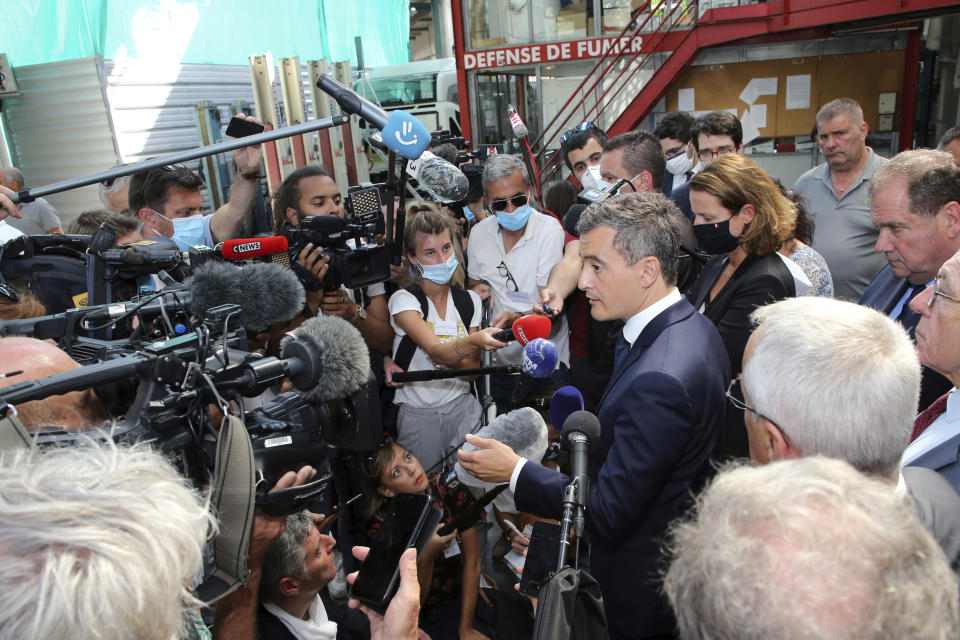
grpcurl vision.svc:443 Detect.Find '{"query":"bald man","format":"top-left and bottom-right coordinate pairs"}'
top-left (0, 337), bottom-right (107, 429)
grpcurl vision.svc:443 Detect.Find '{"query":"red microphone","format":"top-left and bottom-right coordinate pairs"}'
top-left (492, 314), bottom-right (552, 345)
top-left (218, 236), bottom-right (289, 260)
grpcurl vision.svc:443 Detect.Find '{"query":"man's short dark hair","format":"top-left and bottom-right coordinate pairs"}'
top-left (691, 111), bottom-right (743, 152)
top-left (128, 164), bottom-right (204, 214)
top-left (938, 126), bottom-right (960, 151)
top-left (272, 165), bottom-right (334, 232)
top-left (655, 112), bottom-right (694, 144)
top-left (65, 209), bottom-right (140, 237)
top-left (430, 142), bottom-right (459, 166)
top-left (603, 131), bottom-right (667, 190)
top-left (560, 126), bottom-right (608, 172)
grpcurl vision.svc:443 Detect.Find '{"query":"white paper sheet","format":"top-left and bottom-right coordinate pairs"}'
top-left (739, 77), bottom-right (778, 105)
top-left (786, 74), bottom-right (811, 110)
top-left (751, 103), bottom-right (767, 128)
top-left (678, 87), bottom-right (695, 112)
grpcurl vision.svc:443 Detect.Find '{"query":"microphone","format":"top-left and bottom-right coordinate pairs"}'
top-left (315, 73), bottom-right (430, 160)
top-left (561, 410), bottom-right (601, 539)
top-left (549, 386), bottom-right (584, 432)
top-left (76, 261), bottom-right (305, 333)
top-left (520, 338), bottom-right (559, 378)
top-left (218, 236), bottom-right (289, 260)
top-left (437, 484), bottom-right (508, 536)
top-left (456, 406), bottom-right (550, 494)
top-left (389, 365), bottom-right (522, 384)
top-left (404, 150), bottom-right (470, 203)
top-left (507, 104), bottom-right (529, 140)
top-left (563, 204), bottom-right (587, 238)
top-left (491, 314), bottom-right (552, 345)
top-left (280, 315), bottom-right (370, 403)
top-left (187, 261), bottom-right (306, 332)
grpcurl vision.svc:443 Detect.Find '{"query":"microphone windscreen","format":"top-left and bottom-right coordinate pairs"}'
top-left (521, 338), bottom-right (558, 378)
top-left (561, 410), bottom-right (601, 443)
top-left (282, 315), bottom-right (370, 403)
top-left (563, 204), bottom-right (587, 238)
top-left (382, 110), bottom-right (431, 160)
top-left (187, 261), bottom-right (305, 331)
top-left (549, 386), bottom-right (584, 431)
top-left (512, 314), bottom-right (552, 345)
top-left (220, 236), bottom-right (288, 259)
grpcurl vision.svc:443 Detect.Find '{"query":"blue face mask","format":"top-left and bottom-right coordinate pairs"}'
top-left (462, 205), bottom-right (475, 222)
top-left (151, 210), bottom-right (207, 251)
top-left (419, 254), bottom-right (459, 285)
top-left (496, 204), bottom-right (533, 232)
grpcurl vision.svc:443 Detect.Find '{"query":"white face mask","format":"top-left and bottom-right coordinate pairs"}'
top-left (580, 164), bottom-right (603, 189)
top-left (666, 144), bottom-right (696, 176)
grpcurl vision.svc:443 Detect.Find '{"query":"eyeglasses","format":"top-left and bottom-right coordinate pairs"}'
top-left (726, 377), bottom-right (790, 447)
top-left (497, 260), bottom-right (519, 292)
top-left (928, 273), bottom-right (960, 308)
top-left (490, 194), bottom-right (528, 212)
top-left (698, 145), bottom-right (736, 162)
top-left (560, 121), bottom-right (598, 146)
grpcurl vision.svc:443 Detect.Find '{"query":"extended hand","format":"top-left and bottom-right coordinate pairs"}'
top-left (349, 546), bottom-right (422, 640)
top-left (231, 114), bottom-right (265, 174)
top-left (0, 186), bottom-right (21, 222)
top-left (457, 433), bottom-right (521, 484)
top-left (470, 327), bottom-right (508, 351)
top-left (248, 465), bottom-right (316, 568)
top-left (534, 287), bottom-right (563, 316)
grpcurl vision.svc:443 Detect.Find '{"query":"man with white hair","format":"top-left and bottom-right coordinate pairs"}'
top-left (664, 456), bottom-right (960, 639)
top-left (738, 296), bottom-right (960, 569)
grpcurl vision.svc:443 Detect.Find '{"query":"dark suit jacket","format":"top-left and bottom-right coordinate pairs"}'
top-left (906, 429), bottom-right (960, 503)
top-left (515, 297), bottom-right (730, 638)
top-left (661, 171), bottom-right (693, 199)
top-left (684, 252), bottom-right (795, 458)
top-left (859, 265), bottom-right (953, 410)
top-left (669, 182), bottom-right (694, 223)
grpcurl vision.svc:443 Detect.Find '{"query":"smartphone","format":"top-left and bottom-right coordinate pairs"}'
top-left (225, 115), bottom-right (265, 139)
top-left (518, 520), bottom-right (562, 598)
top-left (350, 492), bottom-right (441, 611)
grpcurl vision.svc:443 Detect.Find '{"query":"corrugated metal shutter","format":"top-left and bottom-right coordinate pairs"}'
top-left (1, 56), bottom-right (118, 223)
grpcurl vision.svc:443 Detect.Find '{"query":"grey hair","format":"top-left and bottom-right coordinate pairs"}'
top-left (1, 167), bottom-right (24, 189)
top-left (259, 510), bottom-right (314, 604)
top-left (745, 297), bottom-right (919, 477)
top-left (816, 97), bottom-right (864, 126)
top-left (481, 154), bottom-right (530, 190)
top-left (664, 456), bottom-right (960, 640)
top-left (0, 438), bottom-right (215, 640)
top-left (577, 192), bottom-right (681, 286)
top-left (868, 149), bottom-right (960, 219)
top-left (938, 126), bottom-right (960, 151)
top-left (99, 174), bottom-right (131, 209)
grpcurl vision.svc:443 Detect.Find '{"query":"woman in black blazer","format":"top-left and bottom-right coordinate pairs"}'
top-left (684, 154), bottom-right (798, 457)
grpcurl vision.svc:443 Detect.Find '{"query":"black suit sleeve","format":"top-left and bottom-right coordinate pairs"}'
top-left (715, 271), bottom-right (790, 375)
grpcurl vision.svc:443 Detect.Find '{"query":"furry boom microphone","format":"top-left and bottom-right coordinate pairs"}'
top-left (280, 315), bottom-right (370, 403)
top-left (186, 261), bottom-right (305, 332)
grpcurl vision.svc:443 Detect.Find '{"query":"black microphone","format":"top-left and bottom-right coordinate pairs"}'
top-left (563, 204), bottom-right (587, 238)
top-left (561, 410), bottom-right (601, 529)
top-left (437, 484), bottom-right (508, 536)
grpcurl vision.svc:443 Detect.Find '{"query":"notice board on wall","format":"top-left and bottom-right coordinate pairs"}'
top-left (665, 50), bottom-right (906, 139)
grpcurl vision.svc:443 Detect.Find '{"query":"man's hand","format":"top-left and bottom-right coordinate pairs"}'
top-left (490, 311), bottom-right (521, 330)
top-left (509, 530), bottom-right (530, 555)
top-left (231, 114), bottom-right (264, 175)
top-left (390, 259), bottom-right (415, 289)
top-left (348, 546), bottom-right (424, 640)
top-left (0, 186), bottom-right (22, 222)
top-left (248, 465), bottom-right (316, 568)
top-left (533, 287), bottom-right (563, 317)
top-left (457, 434), bottom-right (521, 484)
top-left (297, 243), bottom-right (331, 281)
top-left (320, 288), bottom-right (358, 321)
top-left (469, 282), bottom-right (492, 301)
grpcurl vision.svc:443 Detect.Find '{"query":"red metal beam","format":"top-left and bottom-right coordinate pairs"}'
top-left (900, 27), bottom-right (922, 151)
top-left (451, 0), bottom-right (472, 143)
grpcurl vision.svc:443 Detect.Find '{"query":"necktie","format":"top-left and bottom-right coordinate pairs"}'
top-left (911, 392), bottom-right (951, 441)
top-left (897, 283), bottom-right (927, 325)
top-left (614, 334), bottom-right (631, 371)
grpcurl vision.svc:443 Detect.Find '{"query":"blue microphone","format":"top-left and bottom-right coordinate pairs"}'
top-left (316, 73), bottom-right (430, 160)
top-left (521, 338), bottom-right (559, 378)
top-left (550, 386), bottom-right (584, 431)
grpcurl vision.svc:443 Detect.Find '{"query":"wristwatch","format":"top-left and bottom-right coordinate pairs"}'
top-left (353, 304), bottom-right (367, 325)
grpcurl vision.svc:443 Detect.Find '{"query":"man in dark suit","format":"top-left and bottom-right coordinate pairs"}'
top-left (859, 149), bottom-right (960, 409)
top-left (459, 193), bottom-right (730, 639)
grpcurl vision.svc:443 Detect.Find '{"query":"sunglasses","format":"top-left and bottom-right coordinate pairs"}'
top-left (489, 194), bottom-right (528, 212)
top-left (560, 121), bottom-right (598, 146)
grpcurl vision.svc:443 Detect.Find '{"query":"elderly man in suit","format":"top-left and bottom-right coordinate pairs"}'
top-left (902, 248), bottom-right (960, 494)
top-left (859, 149), bottom-right (959, 409)
top-left (739, 296), bottom-right (960, 572)
top-left (458, 193), bottom-right (730, 639)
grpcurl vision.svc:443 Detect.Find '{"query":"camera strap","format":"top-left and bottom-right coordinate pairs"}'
top-left (394, 284), bottom-right (475, 371)
top-left (196, 413), bottom-right (256, 603)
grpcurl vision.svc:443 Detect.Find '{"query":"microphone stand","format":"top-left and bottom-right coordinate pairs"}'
top-left (556, 432), bottom-right (589, 571)
top-left (8, 115), bottom-right (351, 205)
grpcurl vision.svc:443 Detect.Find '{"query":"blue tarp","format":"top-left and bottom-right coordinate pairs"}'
top-left (1, 0), bottom-right (410, 67)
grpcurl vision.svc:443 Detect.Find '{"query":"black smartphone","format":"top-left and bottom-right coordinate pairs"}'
top-left (518, 520), bottom-right (562, 598)
top-left (225, 115), bottom-right (265, 138)
top-left (350, 492), bottom-right (440, 611)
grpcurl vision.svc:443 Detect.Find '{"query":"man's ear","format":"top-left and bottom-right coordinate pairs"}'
top-left (285, 207), bottom-right (301, 227)
top-left (636, 171), bottom-right (653, 193)
top-left (637, 255), bottom-right (662, 288)
top-left (277, 576), bottom-right (302, 597)
top-left (938, 200), bottom-right (960, 239)
top-left (137, 207), bottom-right (152, 224)
top-left (762, 419), bottom-right (795, 462)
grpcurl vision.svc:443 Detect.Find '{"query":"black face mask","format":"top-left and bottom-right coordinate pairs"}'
top-left (694, 219), bottom-right (741, 255)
